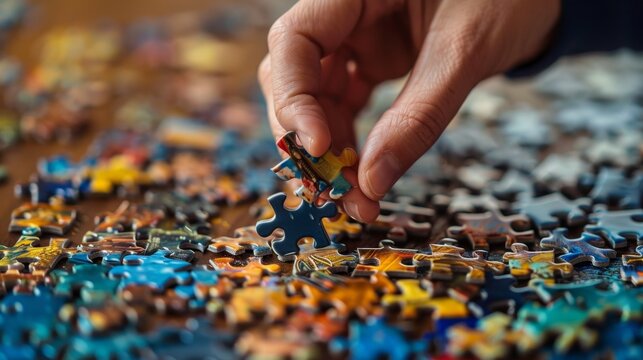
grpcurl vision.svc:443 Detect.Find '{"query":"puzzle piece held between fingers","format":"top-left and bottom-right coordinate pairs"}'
top-left (256, 192), bottom-right (337, 259)
top-left (540, 228), bottom-right (616, 267)
top-left (271, 131), bottom-right (357, 202)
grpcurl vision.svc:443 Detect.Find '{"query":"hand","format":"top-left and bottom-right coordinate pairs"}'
top-left (258, 0), bottom-right (560, 222)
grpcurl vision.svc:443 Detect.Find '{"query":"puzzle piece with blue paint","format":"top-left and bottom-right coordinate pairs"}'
top-left (582, 168), bottom-right (642, 209)
top-left (256, 192), bottom-right (337, 259)
top-left (541, 228), bottom-right (616, 267)
top-left (498, 106), bottom-right (552, 148)
top-left (149, 320), bottom-right (237, 360)
top-left (60, 329), bottom-right (150, 360)
top-left (467, 273), bottom-right (537, 317)
top-left (622, 245), bottom-right (643, 286)
top-left (143, 227), bottom-right (212, 262)
top-left (513, 192), bottom-right (591, 231)
top-left (0, 286), bottom-right (66, 346)
top-left (50, 264), bottom-right (119, 304)
top-left (330, 317), bottom-right (427, 360)
top-left (272, 131), bottom-right (357, 202)
top-left (585, 207), bottom-right (643, 248)
top-left (109, 250), bottom-right (191, 292)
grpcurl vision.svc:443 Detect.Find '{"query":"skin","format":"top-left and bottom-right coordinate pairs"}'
top-left (258, 0), bottom-right (560, 222)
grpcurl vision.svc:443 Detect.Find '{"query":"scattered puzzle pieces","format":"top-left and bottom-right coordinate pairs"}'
top-left (143, 227), bottom-right (212, 262)
top-left (70, 232), bottom-right (144, 264)
top-left (256, 192), bottom-right (337, 259)
top-left (271, 131), bottom-right (357, 202)
top-left (541, 228), bottom-right (616, 267)
top-left (322, 212), bottom-right (362, 241)
top-left (50, 264), bottom-right (119, 304)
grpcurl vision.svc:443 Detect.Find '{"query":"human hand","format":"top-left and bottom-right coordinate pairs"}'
top-left (258, 0), bottom-right (560, 222)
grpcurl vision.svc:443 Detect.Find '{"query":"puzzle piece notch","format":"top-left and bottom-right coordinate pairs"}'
top-left (540, 228), bottom-right (616, 267)
top-left (413, 240), bottom-right (506, 283)
top-left (585, 207), bottom-right (643, 248)
top-left (367, 196), bottom-right (434, 242)
top-left (272, 131), bottom-right (357, 202)
top-left (0, 236), bottom-right (75, 274)
top-left (256, 192), bottom-right (337, 259)
top-left (353, 240), bottom-right (417, 278)
top-left (447, 208), bottom-right (534, 250)
top-left (502, 242), bottom-right (574, 281)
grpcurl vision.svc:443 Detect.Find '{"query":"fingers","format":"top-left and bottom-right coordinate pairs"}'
top-left (358, 20), bottom-right (482, 202)
top-left (267, 0), bottom-right (363, 156)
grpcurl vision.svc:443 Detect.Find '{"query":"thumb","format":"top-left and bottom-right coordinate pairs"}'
top-left (358, 30), bottom-right (481, 201)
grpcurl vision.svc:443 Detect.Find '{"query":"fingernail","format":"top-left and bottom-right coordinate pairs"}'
top-left (343, 201), bottom-right (362, 221)
top-left (365, 152), bottom-right (400, 198)
top-left (297, 130), bottom-right (316, 153)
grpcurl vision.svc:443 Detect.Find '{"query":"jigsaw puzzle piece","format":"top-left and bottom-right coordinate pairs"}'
top-left (413, 240), bottom-right (505, 283)
top-left (143, 227), bottom-right (212, 262)
top-left (502, 243), bottom-right (574, 281)
top-left (468, 273), bottom-right (538, 317)
top-left (272, 131), bottom-right (356, 202)
top-left (382, 279), bottom-right (468, 319)
top-left (0, 236), bottom-right (75, 274)
top-left (353, 240), bottom-right (417, 278)
top-left (236, 324), bottom-right (318, 359)
top-left (533, 154), bottom-right (590, 190)
top-left (292, 241), bottom-right (357, 275)
top-left (367, 196), bottom-right (434, 242)
top-left (256, 192), bottom-right (337, 259)
top-left (149, 320), bottom-right (237, 360)
top-left (513, 192), bottom-right (591, 231)
top-left (93, 201), bottom-right (163, 234)
top-left (622, 245), bottom-right (643, 286)
top-left (61, 329), bottom-right (150, 360)
top-left (322, 212), bottom-right (362, 241)
top-left (109, 250), bottom-right (192, 292)
top-left (583, 168), bottom-right (642, 209)
top-left (447, 313), bottom-right (522, 360)
top-left (209, 285), bottom-right (296, 324)
top-left (447, 208), bottom-right (534, 250)
top-left (210, 256), bottom-right (280, 286)
top-left (433, 188), bottom-right (505, 215)
top-left (70, 232), bottom-right (144, 264)
top-left (9, 201), bottom-right (77, 235)
top-left (208, 226), bottom-right (272, 257)
top-left (330, 317), bottom-right (427, 360)
top-left (541, 228), bottom-right (616, 267)
top-left (50, 264), bottom-right (119, 304)
top-left (585, 207), bottom-right (643, 248)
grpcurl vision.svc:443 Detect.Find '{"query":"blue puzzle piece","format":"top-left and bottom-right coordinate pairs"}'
top-left (514, 192), bottom-right (591, 231)
top-left (499, 107), bottom-right (553, 148)
top-left (0, 345), bottom-right (36, 360)
top-left (243, 168), bottom-right (279, 196)
top-left (61, 329), bottom-right (150, 360)
top-left (149, 320), bottom-right (237, 360)
top-left (468, 273), bottom-right (538, 317)
top-left (109, 250), bottom-right (192, 292)
top-left (583, 168), bottom-right (642, 209)
top-left (50, 265), bottom-right (119, 304)
top-left (256, 192), bottom-right (337, 259)
top-left (0, 286), bottom-right (66, 345)
top-left (585, 208), bottom-right (643, 248)
top-left (174, 267), bottom-right (220, 299)
top-left (541, 228), bottom-right (616, 267)
top-left (331, 317), bottom-right (427, 360)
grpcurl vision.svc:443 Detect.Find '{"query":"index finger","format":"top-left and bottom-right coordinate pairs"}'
top-left (268, 0), bottom-right (363, 156)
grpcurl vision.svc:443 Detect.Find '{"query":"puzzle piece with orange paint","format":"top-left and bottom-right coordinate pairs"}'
top-left (9, 201), bottom-right (77, 235)
top-left (208, 226), bottom-right (272, 257)
top-left (382, 279), bottom-right (469, 319)
top-left (503, 242), bottom-right (574, 282)
top-left (353, 240), bottom-right (417, 278)
top-left (210, 256), bottom-right (281, 286)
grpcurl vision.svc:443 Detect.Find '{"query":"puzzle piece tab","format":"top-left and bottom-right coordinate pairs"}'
top-left (256, 192), bottom-right (337, 259)
top-left (0, 236), bottom-right (74, 274)
top-left (541, 228), bottom-right (616, 267)
top-left (272, 131), bottom-right (357, 202)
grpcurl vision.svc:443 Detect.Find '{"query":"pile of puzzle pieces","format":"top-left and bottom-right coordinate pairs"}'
top-left (0, 1), bottom-right (642, 359)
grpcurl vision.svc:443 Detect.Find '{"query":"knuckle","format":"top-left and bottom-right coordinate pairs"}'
top-left (267, 20), bottom-right (289, 49)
